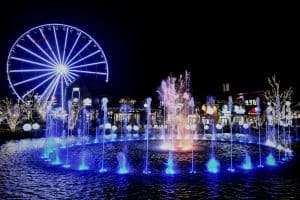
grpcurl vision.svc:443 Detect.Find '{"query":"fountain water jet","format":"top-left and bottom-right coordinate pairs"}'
top-left (241, 153), bottom-right (253, 170)
top-left (207, 156), bottom-right (220, 174)
top-left (157, 71), bottom-right (194, 151)
top-left (99, 97), bottom-right (108, 173)
top-left (227, 96), bottom-right (235, 172)
top-left (257, 97), bottom-right (264, 168)
top-left (266, 153), bottom-right (277, 166)
top-left (117, 152), bottom-right (129, 174)
top-left (165, 152), bottom-right (176, 175)
top-left (189, 97), bottom-right (196, 174)
top-left (143, 97), bottom-right (152, 174)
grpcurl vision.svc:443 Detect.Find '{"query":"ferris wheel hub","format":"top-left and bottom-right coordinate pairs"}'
top-left (56, 64), bottom-right (69, 75)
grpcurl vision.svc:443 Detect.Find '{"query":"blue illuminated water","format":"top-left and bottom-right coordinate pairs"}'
top-left (241, 153), bottom-right (253, 170)
top-left (207, 157), bottom-right (220, 173)
top-left (0, 138), bottom-right (299, 199)
top-left (165, 152), bottom-right (176, 175)
top-left (266, 153), bottom-right (277, 166)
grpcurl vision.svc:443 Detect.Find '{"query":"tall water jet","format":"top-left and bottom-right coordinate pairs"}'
top-left (63, 101), bottom-right (72, 168)
top-left (78, 98), bottom-right (92, 170)
top-left (202, 96), bottom-right (218, 141)
top-left (78, 150), bottom-right (89, 170)
top-left (165, 152), bottom-right (176, 175)
top-left (160, 98), bottom-right (166, 141)
top-left (94, 126), bottom-right (99, 144)
top-left (99, 97), bottom-right (108, 173)
top-left (257, 97), bottom-right (264, 168)
top-left (120, 103), bottom-right (131, 142)
top-left (117, 152), bottom-right (129, 174)
top-left (207, 156), bottom-right (220, 174)
top-left (49, 107), bottom-right (67, 165)
top-left (41, 103), bottom-right (54, 160)
top-left (63, 129), bottom-right (71, 168)
top-left (275, 97), bottom-right (282, 161)
top-left (265, 102), bottom-right (276, 147)
top-left (157, 71), bottom-right (194, 151)
top-left (51, 120), bottom-right (62, 165)
top-left (202, 96), bottom-right (220, 173)
top-left (61, 129), bottom-right (67, 149)
top-left (285, 100), bottom-right (293, 160)
top-left (266, 153), bottom-right (277, 166)
top-left (241, 152), bottom-right (253, 170)
top-left (119, 102), bottom-right (131, 173)
top-left (227, 96), bottom-right (235, 172)
top-left (143, 97), bottom-right (152, 174)
top-left (189, 97), bottom-right (196, 173)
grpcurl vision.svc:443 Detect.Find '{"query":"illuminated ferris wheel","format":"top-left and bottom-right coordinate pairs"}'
top-left (7, 23), bottom-right (109, 107)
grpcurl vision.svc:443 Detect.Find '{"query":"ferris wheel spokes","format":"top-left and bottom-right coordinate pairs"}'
top-left (22, 73), bottom-right (56, 99)
top-left (68, 71), bottom-right (79, 81)
top-left (10, 56), bottom-right (55, 69)
top-left (69, 69), bottom-right (107, 76)
top-left (69, 61), bottom-right (106, 70)
top-left (65, 32), bottom-right (82, 64)
top-left (53, 25), bottom-right (62, 64)
top-left (16, 44), bottom-right (57, 66)
top-left (62, 27), bottom-right (69, 64)
top-left (38, 76), bottom-right (60, 104)
top-left (63, 76), bottom-right (71, 86)
top-left (68, 50), bottom-right (101, 67)
top-left (10, 69), bottom-right (53, 73)
top-left (26, 34), bottom-right (58, 66)
top-left (65, 40), bottom-right (92, 65)
top-left (39, 28), bottom-right (60, 64)
top-left (13, 71), bottom-right (55, 87)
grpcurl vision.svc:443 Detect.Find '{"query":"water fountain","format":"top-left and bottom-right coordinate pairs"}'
top-left (202, 96), bottom-right (220, 173)
top-left (117, 152), bottom-right (129, 174)
top-left (189, 97), bottom-right (196, 174)
top-left (118, 103), bottom-right (131, 174)
top-left (157, 71), bottom-right (194, 151)
top-left (63, 101), bottom-right (72, 168)
top-left (227, 96), bottom-right (235, 172)
top-left (34, 73), bottom-right (296, 177)
top-left (99, 97), bottom-right (108, 173)
top-left (274, 98), bottom-right (282, 161)
top-left (257, 97), bottom-right (264, 168)
top-left (143, 97), bottom-right (152, 174)
top-left (165, 152), bottom-right (176, 175)
top-left (78, 98), bottom-right (92, 170)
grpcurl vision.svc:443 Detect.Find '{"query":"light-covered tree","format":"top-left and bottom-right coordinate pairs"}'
top-left (265, 75), bottom-right (293, 125)
top-left (0, 98), bottom-right (23, 132)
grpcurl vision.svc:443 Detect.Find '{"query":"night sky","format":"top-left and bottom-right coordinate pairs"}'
top-left (0, 1), bottom-right (298, 104)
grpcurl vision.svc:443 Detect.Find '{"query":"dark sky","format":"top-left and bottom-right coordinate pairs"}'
top-left (0, 1), bottom-right (298, 104)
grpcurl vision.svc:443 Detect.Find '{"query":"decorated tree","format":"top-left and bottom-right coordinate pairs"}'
top-left (265, 75), bottom-right (293, 125)
top-left (0, 98), bottom-right (24, 132)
